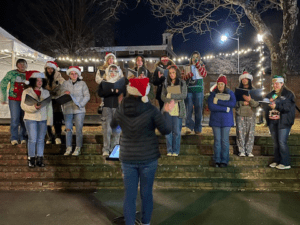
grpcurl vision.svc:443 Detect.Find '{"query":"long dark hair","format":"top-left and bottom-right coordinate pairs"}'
top-left (45, 68), bottom-right (56, 88)
top-left (28, 78), bottom-right (47, 89)
top-left (239, 79), bottom-right (253, 89)
top-left (167, 65), bottom-right (181, 86)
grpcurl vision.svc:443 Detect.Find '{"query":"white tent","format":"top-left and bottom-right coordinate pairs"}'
top-left (0, 27), bottom-right (54, 119)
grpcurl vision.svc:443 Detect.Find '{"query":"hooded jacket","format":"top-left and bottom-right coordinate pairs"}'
top-left (111, 96), bottom-right (171, 162)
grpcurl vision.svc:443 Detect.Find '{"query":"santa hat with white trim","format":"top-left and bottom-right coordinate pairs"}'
top-left (239, 71), bottom-right (253, 83)
top-left (66, 66), bottom-right (82, 79)
top-left (44, 61), bottom-right (59, 71)
top-left (105, 52), bottom-right (116, 62)
top-left (127, 78), bottom-right (150, 103)
top-left (25, 70), bottom-right (46, 85)
top-left (272, 75), bottom-right (284, 83)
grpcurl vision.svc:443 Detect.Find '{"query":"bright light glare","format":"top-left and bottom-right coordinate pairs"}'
top-left (221, 35), bottom-right (228, 42)
top-left (257, 34), bottom-right (263, 42)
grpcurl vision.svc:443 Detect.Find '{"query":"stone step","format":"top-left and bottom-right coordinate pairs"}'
top-left (0, 178), bottom-right (299, 191)
top-left (1, 155), bottom-right (300, 167)
top-left (0, 165), bottom-right (299, 180)
top-left (1, 143), bottom-right (300, 156)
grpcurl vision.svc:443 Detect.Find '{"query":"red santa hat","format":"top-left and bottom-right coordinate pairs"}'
top-left (210, 74), bottom-right (228, 91)
top-left (239, 71), bottom-right (253, 82)
top-left (127, 78), bottom-right (150, 103)
top-left (105, 52), bottom-right (116, 62)
top-left (66, 66), bottom-right (82, 79)
top-left (25, 70), bottom-right (45, 85)
top-left (44, 61), bottom-right (59, 71)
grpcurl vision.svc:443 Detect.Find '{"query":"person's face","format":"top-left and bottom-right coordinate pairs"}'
top-left (242, 78), bottom-right (249, 86)
top-left (46, 67), bottom-right (54, 74)
top-left (69, 71), bottom-right (78, 81)
top-left (36, 78), bottom-right (43, 88)
top-left (161, 57), bottom-right (169, 66)
top-left (217, 82), bottom-right (225, 92)
top-left (17, 62), bottom-right (27, 72)
top-left (136, 57), bottom-right (143, 67)
top-left (169, 68), bottom-right (176, 80)
top-left (273, 82), bottom-right (284, 92)
top-left (109, 67), bottom-right (118, 78)
top-left (107, 56), bottom-right (114, 65)
top-left (192, 54), bottom-right (200, 65)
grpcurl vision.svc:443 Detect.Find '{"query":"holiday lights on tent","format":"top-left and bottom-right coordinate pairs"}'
top-left (0, 49), bottom-right (53, 61)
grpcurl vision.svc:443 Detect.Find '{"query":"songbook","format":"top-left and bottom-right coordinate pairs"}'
top-left (183, 65), bottom-right (191, 75)
top-left (55, 94), bottom-right (81, 107)
top-left (25, 95), bottom-right (51, 108)
top-left (167, 85), bottom-right (181, 94)
top-left (101, 77), bottom-right (125, 93)
top-left (259, 98), bottom-right (271, 106)
top-left (216, 93), bottom-right (231, 101)
top-left (156, 66), bottom-right (169, 78)
top-left (126, 67), bottom-right (149, 78)
top-left (235, 88), bottom-right (263, 101)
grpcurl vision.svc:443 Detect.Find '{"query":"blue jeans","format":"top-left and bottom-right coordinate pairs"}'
top-left (9, 100), bottom-right (26, 141)
top-left (269, 122), bottom-right (291, 166)
top-left (165, 116), bottom-right (182, 154)
top-left (185, 92), bottom-right (204, 132)
top-left (212, 127), bottom-right (231, 164)
top-left (64, 113), bottom-right (85, 147)
top-left (24, 120), bottom-right (47, 157)
top-left (121, 160), bottom-right (158, 225)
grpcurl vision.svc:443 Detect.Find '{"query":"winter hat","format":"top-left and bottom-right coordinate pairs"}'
top-left (217, 74), bottom-right (227, 85)
top-left (105, 64), bottom-right (121, 83)
top-left (272, 75), bottom-right (284, 83)
top-left (239, 71), bottom-right (253, 82)
top-left (44, 61), bottom-right (59, 71)
top-left (25, 71), bottom-right (45, 85)
top-left (127, 78), bottom-right (150, 103)
top-left (105, 52), bottom-right (116, 62)
top-left (66, 66), bottom-right (82, 79)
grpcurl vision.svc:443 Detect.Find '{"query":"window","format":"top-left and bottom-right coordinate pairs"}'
top-left (129, 51), bottom-right (135, 55)
top-left (138, 50), bottom-right (144, 54)
top-left (88, 66), bottom-right (94, 72)
top-left (79, 66), bottom-right (84, 72)
top-left (147, 50), bottom-right (152, 55)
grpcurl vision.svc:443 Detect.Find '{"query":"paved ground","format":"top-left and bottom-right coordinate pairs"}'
top-left (0, 190), bottom-right (300, 225)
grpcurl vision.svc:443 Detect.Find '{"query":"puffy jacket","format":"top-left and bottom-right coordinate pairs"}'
top-left (111, 96), bottom-right (171, 162)
top-left (264, 87), bottom-right (295, 129)
top-left (60, 79), bottom-right (90, 114)
top-left (45, 71), bottom-right (65, 99)
top-left (21, 87), bottom-right (53, 126)
top-left (208, 87), bottom-right (236, 127)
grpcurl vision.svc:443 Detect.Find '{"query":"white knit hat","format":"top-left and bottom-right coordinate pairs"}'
top-left (239, 71), bottom-right (253, 83)
top-left (127, 78), bottom-right (150, 103)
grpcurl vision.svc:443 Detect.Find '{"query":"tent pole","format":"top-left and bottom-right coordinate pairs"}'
top-left (11, 51), bottom-right (16, 70)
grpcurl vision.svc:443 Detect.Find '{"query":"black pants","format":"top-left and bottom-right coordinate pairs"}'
top-left (47, 99), bottom-right (63, 141)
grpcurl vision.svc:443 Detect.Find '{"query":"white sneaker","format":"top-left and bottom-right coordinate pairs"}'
top-left (72, 147), bottom-right (81, 156)
top-left (21, 140), bottom-right (26, 144)
top-left (55, 138), bottom-right (62, 145)
top-left (46, 140), bottom-right (52, 144)
top-left (276, 164), bottom-right (291, 170)
top-left (64, 147), bottom-right (72, 156)
top-left (239, 152), bottom-right (246, 157)
top-left (172, 153), bottom-right (178, 156)
top-left (167, 153), bottom-right (172, 156)
top-left (11, 140), bottom-right (18, 145)
top-left (269, 162), bottom-right (278, 168)
top-left (248, 153), bottom-right (254, 157)
top-left (102, 150), bottom-right (109, 156)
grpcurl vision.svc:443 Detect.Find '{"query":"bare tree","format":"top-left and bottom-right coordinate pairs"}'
top-left (146, 0), bottom-right (298, 77)
top-left (22, 0), bottom-right (123, 56)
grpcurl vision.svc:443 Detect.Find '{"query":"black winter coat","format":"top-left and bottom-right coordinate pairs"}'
top-left (111, 96), bottom-right (171, 162)
top-left (152, 64), bottom-right (167, 101)
top-left (265, 87), bottom-right (296, 129)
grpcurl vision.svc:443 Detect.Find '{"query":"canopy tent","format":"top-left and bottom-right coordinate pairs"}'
top-left (0, 26), bottom-right (55, 119)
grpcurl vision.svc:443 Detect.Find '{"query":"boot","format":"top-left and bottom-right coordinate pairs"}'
top-left (28, 157), bottom-right (35, 168)
top-left (36, 156), bottom-right (45, 167)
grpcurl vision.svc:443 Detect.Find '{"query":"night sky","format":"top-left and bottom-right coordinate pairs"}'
top-left (0, 0), bottom-right (292, 57)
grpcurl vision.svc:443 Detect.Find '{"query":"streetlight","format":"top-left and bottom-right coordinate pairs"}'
top-left (221, 34), bottom-right (240, 74)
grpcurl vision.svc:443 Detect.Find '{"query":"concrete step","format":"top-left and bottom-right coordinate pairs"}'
top-left (0, 164), bottom-right (299, 180)
top-left (0, 178), bottom-right (299, 191)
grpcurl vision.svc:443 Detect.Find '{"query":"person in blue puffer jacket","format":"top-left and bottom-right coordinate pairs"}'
top-left (208, 74), bottom-right (236, 168)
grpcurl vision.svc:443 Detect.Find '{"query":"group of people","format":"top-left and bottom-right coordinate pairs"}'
top-left (0, 51), bottom-right (296, 225)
